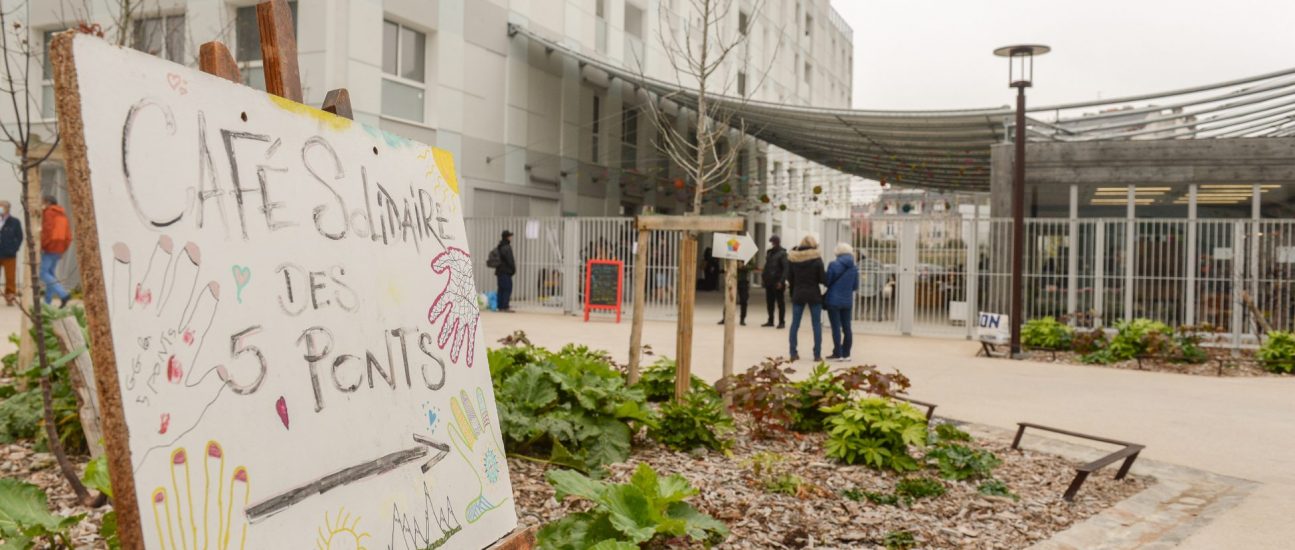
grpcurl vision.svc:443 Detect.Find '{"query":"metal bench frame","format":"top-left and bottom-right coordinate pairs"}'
top-left (1010, 422), bottom-right (1144, 501)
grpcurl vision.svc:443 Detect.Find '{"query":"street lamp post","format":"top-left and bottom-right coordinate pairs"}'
top-left (993, 44), bottom-right (1049, 357)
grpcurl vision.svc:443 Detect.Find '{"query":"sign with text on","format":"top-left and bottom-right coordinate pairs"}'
top-left (53, 35), bottom-right (516, 548)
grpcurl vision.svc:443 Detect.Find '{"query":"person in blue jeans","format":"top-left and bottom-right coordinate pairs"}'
top-left (824, 243), bottom-right (859, 361)
top-left (40, 196), bottom-right (72, 307)
top-left (786, 234), bottom-right (826, 362)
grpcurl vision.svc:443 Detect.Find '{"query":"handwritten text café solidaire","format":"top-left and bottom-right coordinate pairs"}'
top-left (119, 99), bottom-right (456, 252)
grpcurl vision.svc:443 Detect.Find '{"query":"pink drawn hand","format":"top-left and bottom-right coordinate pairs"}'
top-left (428, 247), bottom-right (480, 368)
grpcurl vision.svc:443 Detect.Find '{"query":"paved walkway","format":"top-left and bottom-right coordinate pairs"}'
top-left (484, 291), bottom-right (1295, 549)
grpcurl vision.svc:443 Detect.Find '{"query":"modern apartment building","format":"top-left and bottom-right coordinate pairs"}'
top-left (12, 0), bottom-right (856, 250)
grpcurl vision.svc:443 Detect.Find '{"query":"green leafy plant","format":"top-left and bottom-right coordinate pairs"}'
top-left (931, 423), bottom-right (971, 443)
top-left (1022, 316), bottom-right (1073, 350)
top-left (647, 392), bottom-right (733, 452)
top-left (925, 443), bottom-right (1002, 481)
top-left (489, 342), bottom-right (654, 472)
top-left (977, 478), bottom-right (1019, 500)
top-left (1258, 331), bottom-right (1295, 374)
top-left (635, 357), bottom-right (717, 403)
top-left (0, 478), bottom-right (83, 548)
top-left (1071, 329), bottom-right (1108, 354)
top-left (0, 305), bottom-right (91, 455)
top-left (841, 487), bottom-right (899, 506)
top-left (884, 529), bottom-right (917, 550)
top-left (537, 464), bottom-right (728, 549)
top-left (81, 456), bottom-right (121, 549)
top-left (894, 476), bottom-right (946, 499)
top-left (723, 359), bottom-right (910, 437)
top-left (822, 398), bottom-right (928, 471)
top-left (744, 452), bottom-right (816, 497)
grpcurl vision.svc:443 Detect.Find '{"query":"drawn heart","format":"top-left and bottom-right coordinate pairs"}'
top-left (182, 329), bottom-right (194, 345)
top-left (275, 397), bottom-right (289, 430)
top-left (159, 413), bottom-right (170, 434)
top-left (166, 356), bottom-right (183, 383)
top-left (231, 265), bottom-right (252, 302)
top-left (166, 73), bottom-right (187, 95)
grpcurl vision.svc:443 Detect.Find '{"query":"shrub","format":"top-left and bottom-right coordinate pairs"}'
top-left (0, 478), bottom-right (83, 548)
top-left (635, 357), bottom-right (717, 403)
top-left (1108, 319), bottom-right (1173, 361)
top-left (723, 359), bottom-right (910, 437)
top-left (925, 443), bottom-right (1001, 481)
top-left (931, 423), bottom-right (971, 443)
top-left (537, 463), bottom-right (728, 549)
top-left (842, 487), bottom-right (899, 506)
top-left (82, 456), bottom-right (120, 549)
top-left (1022, 317), bottom-right (1072, 350)
top-left (488, 342), bottom-right (653, 472)
top-left (895, 476), bottom-right (946, 499)
top-left (977, 478), bottom-right (1019, 500)
top-left (1070, 330), bottom-right (1108, 354)
top-left (884, 530), bottom-right (917, 550)
top-left (1258, 331), bottom-right (1295, 374)
top-left (0, 305), bottom-right (91, 455)
top-left (648, 392), bottom-right (733, 452)
top-left (822, 398), bottom-right (927, 471)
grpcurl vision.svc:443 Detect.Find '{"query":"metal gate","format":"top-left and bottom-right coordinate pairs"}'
top-left (465, 217), bottom-right (682, 320)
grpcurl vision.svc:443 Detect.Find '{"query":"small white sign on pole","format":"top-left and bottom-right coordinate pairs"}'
top-left (711, 232), bottom-right (757, 262)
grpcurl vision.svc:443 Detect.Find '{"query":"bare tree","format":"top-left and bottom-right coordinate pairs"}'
top-left (643, 0), bottom-right (780, 215)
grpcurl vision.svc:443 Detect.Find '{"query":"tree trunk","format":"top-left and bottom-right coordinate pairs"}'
top-left (690, 0), bottom-right (712, 216)
top-left (20, 162), bottom-right (90, 503)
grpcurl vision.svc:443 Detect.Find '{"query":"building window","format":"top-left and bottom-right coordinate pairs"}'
top-left (621, 106), bottom-right (638, 170)
top-left (804, 62), bottom-right (812, 88)
top-left (804, 14), bottom-right (812, 38)
top-left (738, 11), bottom-right (749, 35)
top-left (41, 30), bottom-right (64, 119)
top-left (132, 14), bottom-right (186, 64)
top-left (591, 95), bottom-right (602, 162)
top-left (236, 2), bottom-right (298, 91)
top-left (381, 20), bottom-right (427, 122)
top-left (737, 71), bottom-right (746, 96)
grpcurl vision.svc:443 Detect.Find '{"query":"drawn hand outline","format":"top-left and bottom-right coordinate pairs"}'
top-left (149, 441), bottom-right (250, 550)
top-left (446, 388), bottom-right (508, 523)
top-left (427, 247), bottom-right (479, 368)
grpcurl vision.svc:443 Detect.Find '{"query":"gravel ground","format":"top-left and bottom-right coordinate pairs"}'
top-left (510, 418), bottom-right (1148, 549)
top-left (1, 441), bottom-right (108, 549)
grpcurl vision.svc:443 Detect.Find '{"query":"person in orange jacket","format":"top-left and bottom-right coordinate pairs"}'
top-left (40, 195), bottom-right (72, 306)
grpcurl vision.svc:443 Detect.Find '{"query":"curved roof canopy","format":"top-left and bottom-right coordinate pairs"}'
top-left (511, 24), bottom-right (1295, 191)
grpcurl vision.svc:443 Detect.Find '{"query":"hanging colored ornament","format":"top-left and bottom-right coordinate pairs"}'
top-left (760, 194), bottom-right (771, 203)
top-left (720, 183), bottom-right (732, 194)
top-left (812, 185), bottom-right (822, 195)
top-left (674, 178), bottom-right (685, 189)
top-left (779, 204), bottom-right (788, 211)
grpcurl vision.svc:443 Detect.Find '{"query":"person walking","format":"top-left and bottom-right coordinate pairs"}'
top-left (0, 200), bottom-right (21, 306)
top-left (40, 195), bottom-right (72, 307)
top-left (786, 234), bottom-right (825, 362)
top-left (717, 260), bottom-right (753, 326)
top-left (491, 230), bottom-right (516, 312)
top-left (824, 243), bottom-right (859, 361)
top-left (761, 235), bottom-right (789, 328)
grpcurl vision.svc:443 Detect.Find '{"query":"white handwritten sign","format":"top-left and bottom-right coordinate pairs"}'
top-left (978, 312), bottom-right (1010, 344)
top-left (53, 35), bottom-right (516, 548)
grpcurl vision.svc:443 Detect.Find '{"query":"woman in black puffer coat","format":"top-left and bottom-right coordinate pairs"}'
top-left (786, 234), bottom-right (826, 361)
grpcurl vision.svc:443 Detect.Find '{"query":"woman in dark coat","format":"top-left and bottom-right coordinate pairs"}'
top-left (786, 234), bottom-right (826, 362)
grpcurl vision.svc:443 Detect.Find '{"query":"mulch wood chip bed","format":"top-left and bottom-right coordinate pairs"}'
top-left (510, 417), bottom-right (1148, 549)
top-left (1020, 349), bottom-right (1285, 378)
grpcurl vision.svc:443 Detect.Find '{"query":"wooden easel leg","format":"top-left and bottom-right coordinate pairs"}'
top-left (487, 526), bottom-right (537, 550)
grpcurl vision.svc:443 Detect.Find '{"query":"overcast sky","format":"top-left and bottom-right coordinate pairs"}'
top-left (829, 0), bottom-right (1295, 111)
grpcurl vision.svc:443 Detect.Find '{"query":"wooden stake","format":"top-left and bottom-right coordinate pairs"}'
top-left (487, 526), bottom-right (537, 550)
top-left (257, 0), bottom-right (302, 102)
top-left (722, 258), bottom-right (737, 407)
top-left (16, 162), bottom-right (41, 383)
top-left (627, 228), bottom-right (649, 383)
top-left (51, 316), bottom-right (104, 459)
top-left (198, 42), bottom-right (241, 83)
top-left (675, 232), bottom-right (697, 401)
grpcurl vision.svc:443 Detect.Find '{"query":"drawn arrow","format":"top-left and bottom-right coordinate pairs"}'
top-left (244, 434), bottom-right (449, 523)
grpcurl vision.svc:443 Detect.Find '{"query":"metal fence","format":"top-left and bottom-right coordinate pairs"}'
top-left (465, 216), bottom-right (1295, 347)
top-left (855, 217), bottom-right (1295, 346)
top-left (465, 217), bottom-right (682, 320)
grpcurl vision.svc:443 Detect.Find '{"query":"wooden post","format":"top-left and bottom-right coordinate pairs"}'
top-left (257, 0), bottom-right (303, 102)
top-left (721, 258), bottom-right (737, 406)
top-left (675, 232), bottom-right (697, 401)
top-left (198, 42), bottom-right (241, 83)
top-left (16, 162), bottom-right (41, 379)
top-left (51, 316), bottom-right (104, 459)
top-left (627, 228), bottom-right (650, 383)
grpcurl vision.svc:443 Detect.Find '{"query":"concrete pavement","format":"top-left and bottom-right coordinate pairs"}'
top-left (483, 294), bottom-right (1295, 549)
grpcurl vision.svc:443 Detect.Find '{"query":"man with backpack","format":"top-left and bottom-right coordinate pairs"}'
top-left (40, 195), bottom-right (72, 307)
top-left (486, 230), bottom-right (516, 312)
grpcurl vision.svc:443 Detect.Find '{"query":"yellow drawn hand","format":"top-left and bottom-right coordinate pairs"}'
top-left (150, 441), bottom-right (249, 550)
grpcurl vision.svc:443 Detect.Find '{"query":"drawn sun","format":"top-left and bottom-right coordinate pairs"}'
top-left (317, 508), bottom-right (371, 550)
